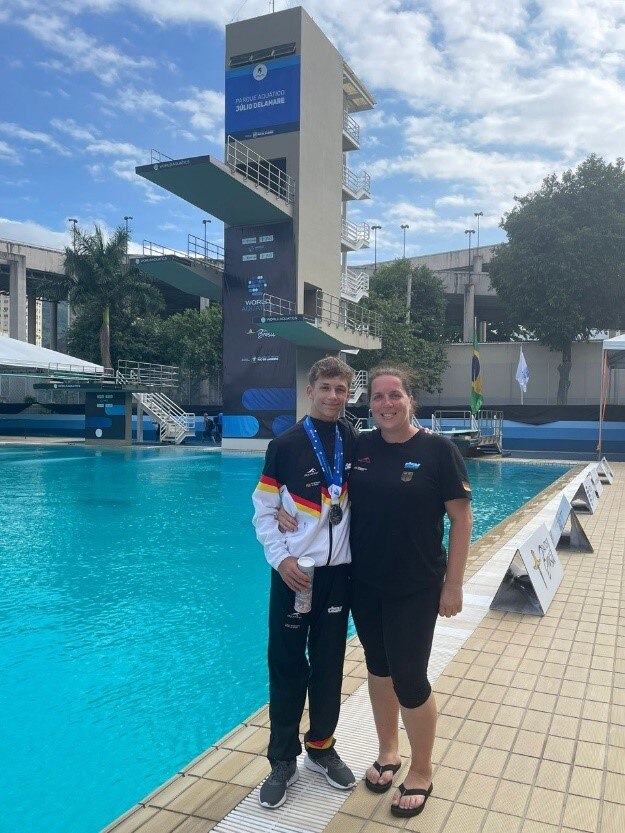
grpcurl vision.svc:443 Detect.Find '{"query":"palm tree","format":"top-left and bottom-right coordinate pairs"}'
top-left (63, 224), bottom-right (161, 371)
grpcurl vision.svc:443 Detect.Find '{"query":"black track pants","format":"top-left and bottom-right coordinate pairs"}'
top-left (267, 563), bottom-right (350, 763)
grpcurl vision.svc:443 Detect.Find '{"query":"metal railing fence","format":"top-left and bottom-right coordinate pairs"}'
top-left (343, 111), bottom-right (360, 145)
top-left (342, 165), bottom-right (371, 197)
top-left (117, 360), bottom-right (180, 388)
top-left (150, 149), bottom-right (174, 164)
top-left (262, 294), bottom-right (297, 318)
top-left (315, 290), bottom-right (381, 338)
top-left (226, 136), bottom-right (295, 205)
top-left (341, 219), bottom-right (370, 247)
top-left (341, 268), bottom-right (370, 302)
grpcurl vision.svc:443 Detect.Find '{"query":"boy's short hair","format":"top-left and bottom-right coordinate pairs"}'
top-left (308, 356), bottom-right (354, 387)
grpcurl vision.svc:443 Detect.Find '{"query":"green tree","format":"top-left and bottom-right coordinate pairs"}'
top-left (352, 259), bottom-right (448, 393)
top-left (161, 307), bottom-right (223, 401)
top-left (490, 154), bottom-right (625, 403)
top-left (63, 224), bottom-right (162, 370)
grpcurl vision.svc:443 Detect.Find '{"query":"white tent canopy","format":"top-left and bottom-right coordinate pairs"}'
top-left (0, 334), bottom-right (104, 374)
top-left (602, 333), bottom-right (625, 369)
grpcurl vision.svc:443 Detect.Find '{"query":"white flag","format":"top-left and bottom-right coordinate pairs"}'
top-left (515, 346), bottom-right (529, 393)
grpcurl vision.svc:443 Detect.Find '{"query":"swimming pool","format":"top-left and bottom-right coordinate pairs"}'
top-left (0, 446), bottom-right (569, 833)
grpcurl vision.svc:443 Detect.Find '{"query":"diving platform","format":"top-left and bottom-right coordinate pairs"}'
top-left (133, 238), bottom-right (224, 302)
top-left (431, 409), bottom-right (504, 456)
top-left (136, 139), bottom-right (294, 227)
top-left (260, 292), bottom-right (381, 351)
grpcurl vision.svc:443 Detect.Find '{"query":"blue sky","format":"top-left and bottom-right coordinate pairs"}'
top-left (2, 0), bottom-right (625, 265)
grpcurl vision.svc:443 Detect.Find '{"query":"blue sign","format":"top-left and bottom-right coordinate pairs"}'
top-left (225, 55), bottom-right (300, 141)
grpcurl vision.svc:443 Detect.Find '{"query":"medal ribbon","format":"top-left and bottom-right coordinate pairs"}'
top-left (303, 416), bottom-right (344, 505)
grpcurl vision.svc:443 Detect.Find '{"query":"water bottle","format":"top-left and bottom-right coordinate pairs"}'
top-left (294, 556), bottom-right (315, 613)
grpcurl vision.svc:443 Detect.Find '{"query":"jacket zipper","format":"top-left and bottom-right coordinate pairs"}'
top-left (326, 515), bottom-right (333, 566)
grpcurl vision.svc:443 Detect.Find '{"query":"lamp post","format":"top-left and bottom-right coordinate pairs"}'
top-left (465, 228), bottom-right (475, 273)
top-left (203, 218), bottom-right (212, 258)
top-left (400, 223), bottom-right (409, 259)
top-left (371, 224), bottom-right (381, 272)
top-left (474, 211), bottom-right (483, 256)
top-left (124, 215), bottom-right (133, 260)
top-left (68, 218), bottom-right (78, 251)
top-left (401, 224), bottom-right (411, 323)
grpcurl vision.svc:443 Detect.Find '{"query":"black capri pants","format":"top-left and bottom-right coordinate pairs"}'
top-left (351, 579), bottom-right (442, 709)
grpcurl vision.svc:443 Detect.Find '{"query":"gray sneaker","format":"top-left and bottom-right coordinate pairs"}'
top-left (305, 748), bottom-right (356, 790)
top-left (259, 759), bottom-right (299, 809)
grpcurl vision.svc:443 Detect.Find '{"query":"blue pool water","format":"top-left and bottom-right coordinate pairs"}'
top-left (0, 446), bottom-right (569, 833)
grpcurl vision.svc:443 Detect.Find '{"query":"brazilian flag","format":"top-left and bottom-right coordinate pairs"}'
top-left (471, 328), bottom-right (483, 415)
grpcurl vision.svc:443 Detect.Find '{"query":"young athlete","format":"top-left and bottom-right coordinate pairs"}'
top-left (252, 356), bottom-right (358, 809)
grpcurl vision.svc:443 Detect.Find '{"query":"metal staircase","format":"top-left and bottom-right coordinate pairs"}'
top-left (349, 370), bottom-right (368, 404)
top-left (116, 361), bottom-right (195, 445)
top-left (345, 409), bottom-right (367, 430)
top-left (341, 268), bottom-right (370, 303)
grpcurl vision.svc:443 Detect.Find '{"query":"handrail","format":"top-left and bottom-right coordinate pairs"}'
top-left (117, 360), bottom-right (180, 388)
top-left (262, 293), bottom-right (296, 318)
top-left (342, 165), bottom-right (371, 197)
top-left (133, 389), bottom-right (195, 443)
top-left (187, 234), bottom-right (224, 264)
top-left (343, 111), bottom-right (360, 145)
top-left (151, 149), bottom-right (174, 164)
top-left (142, 239), bottom-right (186, 259)
top-left (345, 409), bottom-right (366, 430)
top-left (341, 267), bottom-right (370, 302)
top-left (315, 290), bottom-right (381, 338)
top-left (341, 219), bottom-right (370, 247)
top-left (431, 409), bottom-right (503, 442)
top-left (349, 370), bottom-right (368, 403)
top-left (262, 291), bottom-right (381, 339)
top-left (140, 236), bottom-right (225, 271)
top-left (225, 136), bottom-right (295, 205)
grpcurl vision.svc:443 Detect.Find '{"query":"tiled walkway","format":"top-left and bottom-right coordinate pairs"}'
top-left (103, 463), bottom-right (624, 833)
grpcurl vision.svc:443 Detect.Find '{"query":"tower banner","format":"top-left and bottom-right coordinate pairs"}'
top-left (225, 55), bottom-right (301, 141)
top-left (223, 222), bottom-right (296, 440)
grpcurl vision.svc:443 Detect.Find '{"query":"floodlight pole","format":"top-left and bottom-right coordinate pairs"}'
top-left (124, 216), bottom-right (133, 261)
top-left (474, 211), bottom-right (483, 255)
top-left (371, 224), bottom-right (381, 272)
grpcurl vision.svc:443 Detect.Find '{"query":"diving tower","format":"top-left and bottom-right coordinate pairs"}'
top-left (136, 5), bottom-right (380, 449)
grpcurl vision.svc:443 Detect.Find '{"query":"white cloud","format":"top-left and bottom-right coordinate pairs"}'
top-left (110, 158), bottom-right (167, 204)
top-left (435, 195), bottom-right (473, 208)
top-left (0, 122), bottom-right (70, 156)
top-left (174, 89), bottom-right (224, 142)
top-left (51, 119), bottom-right (98, 142)
top-left (19, 12), bottom-right (155, 85)
top-left (85, 140), bottom-right (144, 157)
top-left (0, 140), bottom-right (21, 164)
top-left (0, 217), bottom-right (69, 249)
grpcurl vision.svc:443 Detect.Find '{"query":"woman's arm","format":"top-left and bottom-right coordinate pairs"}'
top-left (440, 498), bottom-right (473, 617)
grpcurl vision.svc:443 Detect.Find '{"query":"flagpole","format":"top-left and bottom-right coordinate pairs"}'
top-left (520, 346), bottom-right (523, 405)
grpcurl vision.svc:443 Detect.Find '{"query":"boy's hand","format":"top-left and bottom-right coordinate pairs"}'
top-left (277, 506), bottom-right (298, 534)
top-left (277, 556), bottom-right (310, 592)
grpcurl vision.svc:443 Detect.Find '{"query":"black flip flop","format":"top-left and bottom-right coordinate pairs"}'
top-left (390, 782), bottom-right (433, 817)
top-left (364, 760), bottom-right (401, 793)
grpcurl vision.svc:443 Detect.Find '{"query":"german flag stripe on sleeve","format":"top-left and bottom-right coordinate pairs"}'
top-left (256, 474), bottom-right (280, 493)
top-left (291, 492), bottom-right (321, 517)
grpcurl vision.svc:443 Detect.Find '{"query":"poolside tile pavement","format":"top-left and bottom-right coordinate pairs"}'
top-left (103, 462), bottom-right (625, 833)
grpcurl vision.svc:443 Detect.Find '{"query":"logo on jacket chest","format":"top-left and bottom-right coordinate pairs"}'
top-left (401, 461), bottom-right (421, 482)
